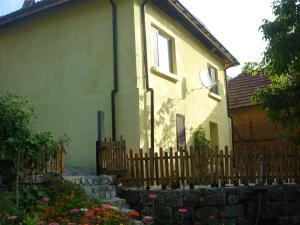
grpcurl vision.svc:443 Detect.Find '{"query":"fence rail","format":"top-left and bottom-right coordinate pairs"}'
top-left (97, 139), bottom-right (300, 187)
top-left (22, 143), bottom-right (65, 176)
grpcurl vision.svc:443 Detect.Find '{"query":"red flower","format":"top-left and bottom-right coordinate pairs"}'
top-left (43, 198), bottom-right (49, 203)
top-left (149, 194), bottom-right (157, 200)
top-left (84, 211), bottom-right (93, 217)
top-left (128, 211), bottom-right (140, 217)
top-left (7, 216), bottom-right (17, 221)
top-left (218, 211), bottom-right (225, 218)
top-left (92, 207), bottom-right (102, 212)
top-left (70, 208), bottom-right (80, 214)
top-left (178, 208), bottom-right (188, 214)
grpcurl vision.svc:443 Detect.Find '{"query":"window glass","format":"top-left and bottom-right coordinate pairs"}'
top-left (209, 67), bottom-right (218, 94)
top-left (176, 115), bottom-right (186, 149)
top-left (152, 27), bottom-right (173, 73)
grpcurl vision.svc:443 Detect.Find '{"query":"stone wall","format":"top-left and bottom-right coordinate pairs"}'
top-left (119, 185), bottom-right (300, 225)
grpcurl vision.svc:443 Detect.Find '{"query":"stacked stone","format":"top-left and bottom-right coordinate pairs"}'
top-left (119, 185), bottom-right (300, 225)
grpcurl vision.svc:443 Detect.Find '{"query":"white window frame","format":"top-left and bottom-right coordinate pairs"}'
top-left (151, 26), bottom-right (174, 74)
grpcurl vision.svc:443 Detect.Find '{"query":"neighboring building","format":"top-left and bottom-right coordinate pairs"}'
top-left (0, 0), bottom-right (239, 169)
top-left (228, 73), bottom-right (283, 145)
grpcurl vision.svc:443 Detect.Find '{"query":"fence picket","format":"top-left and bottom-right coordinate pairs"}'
top-left (97, 139), bottom-right (299, 188)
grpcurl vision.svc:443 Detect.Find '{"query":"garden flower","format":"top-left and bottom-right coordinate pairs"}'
top-left (48, 223), bottom-right (59, 225)
top-left (218, 211), bottom-right (225, 217)
top-left (67, 223), bottom-right (75, 225)
top-left (92, 207), bottom-right (102, 212)
top-left (149, 194), bottom-right (157, 200)
top-left (43, 197), bottom-right (49, 203)
top-left (84, 211), bottom-right (94, 217)
top-left (70, 208), bottom-right (80, 214)
top-left (208, 216), bottom-right (215, 220)
top-left (142, 216), bottom-right (153, 223)
top-left (238, 215), bottom-right (244, 221)
top-left (80, 208), bottom-right (89, 212)
top-left (178, 208), bottom-right (188, 214)
top-left (7, 216), bottom-right (17, 221)
top-left (37, 221), bottom-right (45, 225)
top-left (102, 203), bottom-right (112, 209)
top-left (128, 211), bottom-right (140, 217)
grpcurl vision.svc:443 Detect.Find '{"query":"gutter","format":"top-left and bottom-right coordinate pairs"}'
top-left (141, 0), bottom-right (155, 150)
top-left (109, 0), bottom-right (118, 141)
top-left (224, 63), bottom-right (236, 150)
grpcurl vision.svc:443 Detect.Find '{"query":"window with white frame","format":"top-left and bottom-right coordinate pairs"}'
top-left (208, 66), bottom-right (218, 95)
top-left (151, 27), bottom-right (173, 73)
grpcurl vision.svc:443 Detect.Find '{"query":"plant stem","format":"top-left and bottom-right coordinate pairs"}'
top-left (16, 148), bottom-right (20, 207)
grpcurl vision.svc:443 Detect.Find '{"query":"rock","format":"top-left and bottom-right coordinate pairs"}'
top-left (195, 207), bottom-right (218, 218)
top-left (228, 195), bottom-right (240, 205)
top-left (154, 206), bottom-right (172, 219)
top-left (205, 193), bottom-right (226, 206)
top-left (245, 201), bottom-right (256, 217)
top-left (224, 204), bottom-right (244, 218)
top-left (271, 201), bottom-right (296, 215)
top-left (183, 195), bottom-right (204, 207)
top-left (267, 188), bottom-right (284, 201)
top-left (239, 188), bottom-right (256, 200)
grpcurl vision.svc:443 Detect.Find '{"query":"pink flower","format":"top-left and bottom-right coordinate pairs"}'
top-left (208, 216), bottom-right (215, 220)
top-left (7, 216), bottom-right (17, 221)
top-left (67, 223), bottom-right (75, 225)
top-left (70, 208), bottom-right (80, 214)
top-left (48, 223), bottom-right (59, 225)
top-left (102, 203), bottom-right (112, 209)
top-left (218, 211), bottom-right (225, 218)
top-left (238, 215), bottom-right (244, 221)
top-left (42, 197), bottom-right (49, 203)
top-left (84, 211), bottom-right (94, 217)
top-left (142, 216), bottom-right (153, 223)
top-left (178, 208), bottom-right (188, 214)
top-left (149, 194), bottom-right (157, 200)
top-left (37, 221), bottom-right (45, 225)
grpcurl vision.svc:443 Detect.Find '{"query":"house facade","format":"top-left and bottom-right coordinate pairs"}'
top-left (0, 0), bottom-right (238, 169)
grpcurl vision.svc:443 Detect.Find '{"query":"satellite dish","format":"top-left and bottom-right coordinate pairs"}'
top-left (199, 69), bottom-right (215, 89)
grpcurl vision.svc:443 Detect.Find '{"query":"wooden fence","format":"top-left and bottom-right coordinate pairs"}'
top-left (22, 143), bottom-right (65, 176)
top-left (97, 139), bottom-right (300, 187)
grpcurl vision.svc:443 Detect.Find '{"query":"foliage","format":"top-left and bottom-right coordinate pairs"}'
top-left (243, 0), bottom-right (300, 143)
top-left (194, 126), bottom-right (213, 150)
top-left (0, 180), bottom-right (136, 225)
top-left (0, 93), bottom-right (69, 187)
top-left (0, 192), bottom-right (25, 224)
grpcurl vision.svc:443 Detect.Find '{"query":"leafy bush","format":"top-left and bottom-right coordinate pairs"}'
top-left (194, 126), bottom-right (212, 151)
top-left (0, 93), bottom-right (69, 188)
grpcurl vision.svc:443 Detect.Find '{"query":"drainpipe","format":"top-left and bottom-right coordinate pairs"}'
top-left (224, 65), bottom-right (235, 150)
top-left (109, 0), bottom-right (118, 141)
top-left (141, 0), bottom-right (155, 150)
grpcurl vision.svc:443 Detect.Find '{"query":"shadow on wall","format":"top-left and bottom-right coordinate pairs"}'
top-left (139, 78), bottom-right (228, 151)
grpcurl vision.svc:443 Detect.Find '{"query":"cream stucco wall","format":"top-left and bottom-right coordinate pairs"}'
top-left (0, 0), bottom-right (140, 169)
top-left (134, 2), bottom-right (232, 151)
top-left (0, 0), bottom-right (233, 170)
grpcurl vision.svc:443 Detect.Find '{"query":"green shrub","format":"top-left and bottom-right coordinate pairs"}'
top-left (0, 93), bottom-right (69, 188)
top-left (194, 126), bottom-right (212, 151)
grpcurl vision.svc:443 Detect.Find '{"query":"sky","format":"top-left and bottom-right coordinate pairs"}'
top-left (0, 0), bottom-right (274, 77)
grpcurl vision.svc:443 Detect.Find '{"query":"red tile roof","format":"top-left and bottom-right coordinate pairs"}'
top-left (228, 73), bottom-right (271, 109)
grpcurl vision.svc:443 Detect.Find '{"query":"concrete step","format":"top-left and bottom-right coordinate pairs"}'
top-left (102, 197), bottom-right (128, 209)
top-left (64, 175), bottom-right (115, 186)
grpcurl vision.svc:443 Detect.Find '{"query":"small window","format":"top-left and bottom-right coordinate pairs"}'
top-left (151, 27), bottom-right (173, 73)
top-left (176, 114), bottom-right (186, 149)
top-left (208, 67), bottom-right (218, 95)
